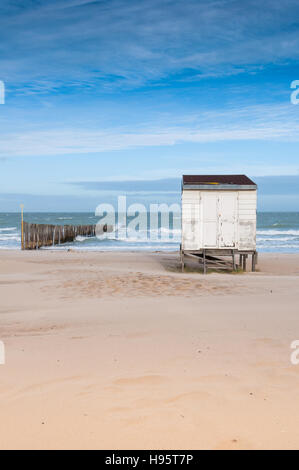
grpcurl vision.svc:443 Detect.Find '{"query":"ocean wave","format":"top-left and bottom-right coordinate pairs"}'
top-left (257, 229), bottom-right (299, 236)
top-left (158, 227), bottom-right (181, 235)
top-left (271, 223), bottom-right (298, 228)
top-left (0, 227), bottom-right (17, 232)
top-left (97, 236), bottom-right (179, 244)
top-left (257, 244), bottom-right (299, 249)
top-left (99, 233), bottom-right (180, 243)
top-left (75, 235), bottom-right (96, 242)
top-left (0, 235), bottom-right (21, 241)
top-left (257, 236), bottom-right (299, 242)
top-left (98, 226), bottom-right (181, 240)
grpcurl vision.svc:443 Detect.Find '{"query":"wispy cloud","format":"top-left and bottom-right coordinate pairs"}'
top-left (70, 178), bottom-right (181, 192)
top-left (1, 0), bottom-right (299, 91)
top-left (1, 103), bottom-right (298, 157)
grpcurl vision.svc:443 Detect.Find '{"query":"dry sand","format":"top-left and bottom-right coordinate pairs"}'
top-left (0, 250), bottom-right (298, 450)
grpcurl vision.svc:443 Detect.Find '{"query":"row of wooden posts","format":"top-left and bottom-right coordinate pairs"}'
top-left (21, 221), bottom-right (104, 250)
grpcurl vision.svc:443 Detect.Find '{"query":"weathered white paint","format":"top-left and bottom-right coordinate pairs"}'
top-left (182, 189), bottom-right (257, 251)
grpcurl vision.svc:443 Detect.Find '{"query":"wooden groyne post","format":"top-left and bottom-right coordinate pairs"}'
top-left (20, 204), bottom-right (24, 250)
top-left (22, 222), bottom-right (110, 250)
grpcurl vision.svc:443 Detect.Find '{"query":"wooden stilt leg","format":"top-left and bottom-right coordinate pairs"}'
top-left (252, 252), bottom-right (256, 272)
top-left (203, 250), bottom-right (207, 274)
top-left (232, 251), bottom-right (236, 271)
top-left (243, 255), bottom-right (247, 272)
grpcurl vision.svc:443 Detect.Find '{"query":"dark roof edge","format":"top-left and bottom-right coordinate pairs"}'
top-left (182, 183), bottom-right (257, 191)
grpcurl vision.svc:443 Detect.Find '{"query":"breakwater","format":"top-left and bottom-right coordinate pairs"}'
top-left (22, 222), bottom-right (110, 249)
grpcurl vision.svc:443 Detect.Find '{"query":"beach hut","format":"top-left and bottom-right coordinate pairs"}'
top-left (181, 175), bottom-right (258, 273)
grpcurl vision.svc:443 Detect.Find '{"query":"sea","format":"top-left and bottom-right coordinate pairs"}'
top-left (0, 212), bottom-right (298, 253)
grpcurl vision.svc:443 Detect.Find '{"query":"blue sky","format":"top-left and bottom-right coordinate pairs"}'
top-left (0, 0), bottom-right (299, 211)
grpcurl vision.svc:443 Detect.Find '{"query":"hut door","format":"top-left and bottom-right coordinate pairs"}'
top-left (202, 193), bottom-right (218, 248)
top-left (218, 192), bottom-right (237, 247)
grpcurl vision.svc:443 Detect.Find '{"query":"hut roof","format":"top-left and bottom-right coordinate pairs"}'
top-left (182, 174), bottom-right (257, 190)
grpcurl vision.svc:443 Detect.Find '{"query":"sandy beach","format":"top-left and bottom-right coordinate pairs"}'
top-left (0, 250), bottom-right (298, 450)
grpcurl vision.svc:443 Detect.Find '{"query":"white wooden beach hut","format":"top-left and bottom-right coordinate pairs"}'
top-left (181, 174), bottom-right (258, 273)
